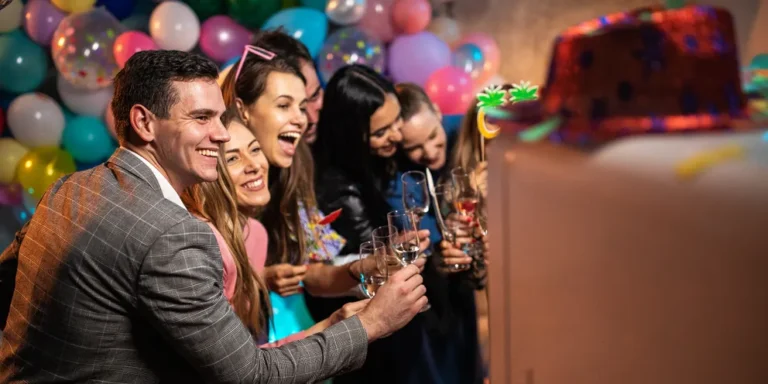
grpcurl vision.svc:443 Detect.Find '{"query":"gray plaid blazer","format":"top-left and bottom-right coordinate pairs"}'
top-left (0, 148), bottom-right (368, 383)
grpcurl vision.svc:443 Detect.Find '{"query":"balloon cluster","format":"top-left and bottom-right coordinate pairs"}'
top-left (0, 0), bottom-right (502, 232)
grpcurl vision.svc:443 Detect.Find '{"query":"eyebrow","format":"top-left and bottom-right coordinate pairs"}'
top-left (372, 115), bottom-right (401, 136)
top-left (225, 139), bottom-right (259, 154)
top-left (310, 85), bottom-right (322, 98)
top-left (188, 109), bottom-right (219, 117)
top-left (403, 126), bottom-right (439, 151)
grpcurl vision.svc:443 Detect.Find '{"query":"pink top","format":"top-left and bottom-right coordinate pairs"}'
top-left (204, 218), bottom-right (308, 346)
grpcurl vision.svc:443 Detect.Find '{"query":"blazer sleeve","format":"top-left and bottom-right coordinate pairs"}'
top-left (136, 217), bottom-right (368, 384)
top-left (0, 221), bottom-right (28, 329)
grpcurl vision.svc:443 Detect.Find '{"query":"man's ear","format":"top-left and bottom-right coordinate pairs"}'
top-left (129, 104), bottom-right (157, 143)
top-left (432, 102), bottom-right (443, 120)
top-left (235, 98), bottom-right (249, 125)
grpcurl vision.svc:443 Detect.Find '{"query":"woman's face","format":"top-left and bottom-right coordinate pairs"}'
top-left (223, 121), bottom-right (270, 210)
top-left (369, 93), bottom-right (403, 158)
top-left (238, 71), bottom-right (308, 169)
top-left (400, 103), bottom-right (448, 171)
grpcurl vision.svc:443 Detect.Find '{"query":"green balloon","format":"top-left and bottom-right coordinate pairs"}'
top-left (184, 0), bottom-right (227, 20)
top-left (665, 0), bottom-right (685, 9)
top-left (227, 0), bottom-right (282, 29)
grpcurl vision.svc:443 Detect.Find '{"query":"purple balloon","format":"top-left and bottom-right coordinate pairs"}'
top-left (388, 31), bottom-right (451, 86)
top-left (200, 15), bottom-right (252, 64)
top-left (23, 0), bottom-right (66, 46)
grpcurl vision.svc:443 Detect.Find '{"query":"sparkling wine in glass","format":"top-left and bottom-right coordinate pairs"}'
top-left (401, 171), bottom-right (430, 219)
top-left (359, 241), bottom-right (388, 298)
top-left (387, 210), bottom-right (430, 311)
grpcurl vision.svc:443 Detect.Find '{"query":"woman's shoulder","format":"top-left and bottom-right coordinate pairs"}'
top-left (316, 167), bottom-right (361, 197)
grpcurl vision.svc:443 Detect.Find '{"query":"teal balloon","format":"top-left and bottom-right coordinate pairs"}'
top-left (750, 53), bottom-right (768, 70)
top-left (228, 0), bottom-right (282, 29)
top-left (262, 7), bottom-right (328, 58)
top-left (0, 30), bottom-right (48, 94)
top-left (62, 116), bottom-right (116, 164)
top-left (299, 0), bottom-right (325, 11)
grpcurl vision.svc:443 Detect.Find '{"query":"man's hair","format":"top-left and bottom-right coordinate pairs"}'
top-left (395, 82), bottom-right (437, 121)
top-left (111, 50), bottom-right (219, 144)
top-left (251, 28), bottom-right (313, 70)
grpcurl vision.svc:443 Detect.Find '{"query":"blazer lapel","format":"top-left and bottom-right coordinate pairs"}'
top-left (107, 148), bottom-right (162, 192)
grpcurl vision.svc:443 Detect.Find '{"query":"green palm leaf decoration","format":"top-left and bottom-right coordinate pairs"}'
top-left (476, 85), bottom-right (508, 109)
top-left (509, 81), bottom-right (539, 103)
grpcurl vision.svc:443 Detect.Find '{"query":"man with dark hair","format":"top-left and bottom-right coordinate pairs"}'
top-left (252, 29), bottom-right (323, 144)
top-left (0, 50), bottom-right (428, 383)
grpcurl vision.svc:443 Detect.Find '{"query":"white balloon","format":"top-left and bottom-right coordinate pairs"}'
top-left (0, 0), bottom-right (22, 33)
top-left (8, 93), bottom-right (66, 148)
top-left (149, 1), bottom-right (200, 51)
top-left (57, 75), bottom-right (113, 117)
top-left (326, 0), bottom-right (366, 25)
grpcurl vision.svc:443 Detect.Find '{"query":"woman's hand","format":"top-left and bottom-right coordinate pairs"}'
top-left (474, 161), bottom-right (488, 199)
top-left (438, 240), bottom-right (472, 273)
top-left (263, 263), bottom-right (307, 296)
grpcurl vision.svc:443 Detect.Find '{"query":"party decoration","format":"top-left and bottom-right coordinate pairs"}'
top-left (509, 81), bottom-right (538, 102)
top-left (750, 53), bottom-right (768, 70)
top-left (453, 43), bottom-right (485, 83)
top-left (184, 0), bottom-right (225, 20)
top-left (200, 15), bottom-right (252, 63)
top-left (675, 144), bottom-right (745, 180)
top-left (149, 1), bottom-right (200, 51)
top-left (0, 0), bottom-right (22, 32)
top-left (0, 30), bottom-right (48, 94)
top-left (424, 66), bottom-right (473, 115)
top-left (317, 27), bottom-right (385, 84)
top-left (62, 116), bottom-right (116, 163)
top-left (326, 0), bottom-right (365, 26)
top-left (0, 138), bottom-right (28, 183)
top-left (457, 32), bottom-right (500, 85)
top-left (475, 84), bottom-right (507, 139)
top-left (357, 0), bottom-right (394, 43)
top-left (23, 0), bottom-right (66, 45)
top-left (389, 32), bottom-right (451, 86)
top-left (52, 8), bottom-right (124, 90)
top-left (392, 0), bottom-right (430, 34)
top-left (16, 146), bottom-right (76, 201)
top-left (51, 0), bottom-right (96, 13)
top-left (0, 183), bottom-right (23, 207)
top-left (262, 7), bottom-right (328, 59)
top-left (427, 16), bottom-right (461, 46)
top-left (299, 0), bottom-right (325, 10)
top-left (228, 0), bottom-right (282, 29)
top-left (7, 93), bottom-right (66, 148)
top-left (96, 0), bottom-right (135, 20)
top-left (57, 75), bottom-right (113, 116)
top-left (0, 107), bottom-right (4, 136)
top-left (121, 12), bottom-right (149, 32)
top-left (113, 30), bottom-right (157, 68)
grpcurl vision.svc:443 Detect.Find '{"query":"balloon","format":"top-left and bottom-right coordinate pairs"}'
top-left (0, 30), bottom-right (48, 94)
top-left (388, 32), bottom-right (451, 86)
top-left (113, 30), bottom-right (157, 68)
top-left (750, 53), bottom-right (768, 70)
top-left (200, 15), bottom-right (252, 63)
top-left (424, 66), bottom-right (473, 115)
top-left (62, 115), bottom-right (116, 163)
top-left (7, 93), bottom-right (66, 148)
top-left (0, 183), bottom-right (23, 206)
top-left (149, 1), bottom-right (200, 51)
top-left (184, 0), bottom-right (225, 20)
top-left (262, 7), bottom-right (328, 59)
top-left (121, 12), bottom-right (149, 32)
top-left (0, 0), bottom-right (22, 32)
top-left (0, 107), bottom-right (4, 136)
top-left (16, 146), bottom-right (76, 200)
top-left (326, 0), bottom-right (365, 26)
top-left (392, 0), bottom-right (430, 34)
top-left (23, 0), bottom-right (66, 45)
top-left (299, 0), bottom-right (324, 10)
top-left (318, 27), bottom-right (386, 84)
top-left (357, 0), bottom-right (394, 43)
top-left (57, 75), bottom-right (113, 116)
top-left (104, 98), bottom-right (117, 139)
top-left (457, 32), bottom-right (500, 85)
top-left (51, 0), bottom-right (96, 13)
top-left (52, 8), bottom-right (124, 90)
top-left (96, 0), bottom-right (136, 20)
top-left (453, 43), bottom-right (485, 84)
top-left (427, 16), bottom-right (460, 46)
top-left (228, 0), bottom-right (282, 29)
top-left (0, 138), bottom-right (28, 183)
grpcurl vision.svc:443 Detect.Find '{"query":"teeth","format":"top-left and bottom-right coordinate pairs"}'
top-left (197, 149), bottom-right (218, 158)
top-left (278, 132), bottom-right (301, 141)
top-left (244, 179), bottom-right (264, 189)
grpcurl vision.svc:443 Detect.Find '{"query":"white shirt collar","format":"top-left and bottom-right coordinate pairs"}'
top-left (123, 148), bottom-right (187, 211)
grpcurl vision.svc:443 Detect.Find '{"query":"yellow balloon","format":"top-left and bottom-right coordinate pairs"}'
top-left (0, 138), bottom-right (29, 183)
top-left (16, 147), bottom-right (76, 200)
top-left (51, 0), bottom-right (96, 14)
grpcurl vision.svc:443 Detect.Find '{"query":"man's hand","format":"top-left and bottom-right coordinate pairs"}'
top-left (356, 257), bottom-right (427, 342)
top-left (328, 299), bottom-right (370, 326)
top-left (263, 264), bottom-right (307, 296)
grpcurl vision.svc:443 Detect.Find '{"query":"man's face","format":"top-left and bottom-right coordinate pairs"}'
top-left (400, 104), bottom-right (447, 170)
top-left (299, 60), bottom-right (323, 144)
top-left (152, 79), bottom-right (229, 187)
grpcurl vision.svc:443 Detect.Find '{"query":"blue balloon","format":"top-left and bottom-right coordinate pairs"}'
top-left (262, 7), bottom-right (328, 59)
top-left (62, 116), bottom-right (116, 164)
top-left (299, 0), bottom-right (325, 11)
top-left (0, 30), bottom-right (48, 94)
top-left (97, 0), bottom-right (137, 20)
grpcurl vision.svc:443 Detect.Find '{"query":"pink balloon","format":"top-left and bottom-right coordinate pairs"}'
top-left (358, 0), bottom-right (395, 43)
top-left (104, 99), bottom-right (117, 140)
top-left (457, 32), bottom-right (500, 84)
top-left (113, 31), bottom-right (158, 69)
top-left (200, 15), bottom-right (252, 63)
top-left (425, 66), bottom-right (474, 115)
top-left (392, 0), bottom-right (431, 35)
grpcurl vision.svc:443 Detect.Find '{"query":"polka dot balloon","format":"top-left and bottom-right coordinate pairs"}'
top-left (317, 27), bottom-right (386, 84)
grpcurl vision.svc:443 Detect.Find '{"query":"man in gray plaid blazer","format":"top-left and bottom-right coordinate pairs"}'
top-left (0, 50), bottom-right (428, 383)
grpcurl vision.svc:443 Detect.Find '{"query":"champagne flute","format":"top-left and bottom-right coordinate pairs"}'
top-left (372, 225), bottom-right (403, 273)
top-left (387, 210), bottom-right (430, 312)
top-left (435, 183), bottom-right (471, 272)
top-left (401, 171), bottom-right (430, 219)
top-left (451, 167), bottom-right (480, 221)
top-left (358, 241), bottom-right (388, 298)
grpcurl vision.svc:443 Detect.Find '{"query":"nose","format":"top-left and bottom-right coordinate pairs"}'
top-left (242, 154), bottom-right (262, 174)
top-left (211, 116), bottom-right (230, 143)
top-left (292, 107), bottom-right (308, 128)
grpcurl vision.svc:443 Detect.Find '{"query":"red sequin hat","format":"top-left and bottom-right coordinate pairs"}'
top-left (487, 5), bottom-right (767, 146)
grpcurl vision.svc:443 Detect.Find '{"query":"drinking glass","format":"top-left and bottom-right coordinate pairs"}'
top-left (401, 170), bottom-right (430, 219)
top-left (387, 210), bottom-right (430, 312)
top-left (358, 241), bottom-right (388, 298)
top-left (435, 182), bottom-right (471, 272)
top-left (451, 167), bottom-right (480, 221)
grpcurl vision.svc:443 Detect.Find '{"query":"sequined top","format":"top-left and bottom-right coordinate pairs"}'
top-left (298, 203), bottom-right (346, 263)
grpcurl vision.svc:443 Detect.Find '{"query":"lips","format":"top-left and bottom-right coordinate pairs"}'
top-left (277, 131), bottom-right (301, 156)
top-left (197, 149), bottom-right (218, 162)
top-left (242, 176), bottom-right (265, 191)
